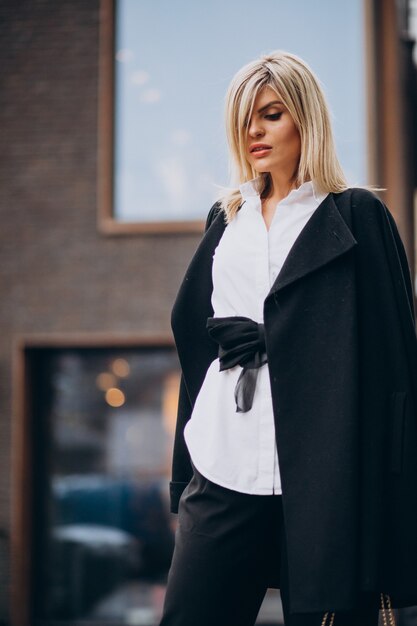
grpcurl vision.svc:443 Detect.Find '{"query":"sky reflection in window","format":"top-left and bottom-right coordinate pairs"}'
top-left (114, 0), bottom-right (366, 223)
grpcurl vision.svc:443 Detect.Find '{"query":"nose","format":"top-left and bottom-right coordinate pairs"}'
top-left (247, 117), bottom-right (265, 138)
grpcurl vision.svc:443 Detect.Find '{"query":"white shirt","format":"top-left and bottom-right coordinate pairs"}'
top-left (184, 176), bottom-right (329, 494)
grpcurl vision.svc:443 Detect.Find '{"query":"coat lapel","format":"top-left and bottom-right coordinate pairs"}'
top-left (267, 191), bottom-right (358, 297)
top-left (171, 191), bottom-right (358, 405)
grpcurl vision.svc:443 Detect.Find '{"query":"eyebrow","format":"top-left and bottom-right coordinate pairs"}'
top-left (257, 100), bottom-right (283, 113)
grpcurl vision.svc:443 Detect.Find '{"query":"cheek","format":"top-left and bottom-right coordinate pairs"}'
top-left (273, 122), bottom-right (300, 152)
top-left (285, 125), bottom-right (301, 154)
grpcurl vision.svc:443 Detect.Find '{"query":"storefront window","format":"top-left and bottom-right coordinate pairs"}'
top-left (32, 347), bottom-right (180, 623)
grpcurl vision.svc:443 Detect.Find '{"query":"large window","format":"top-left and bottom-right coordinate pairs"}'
top-left (98, 0), bottom-right (370, 234)
top-left (14, 344), bottom-right (180, 625)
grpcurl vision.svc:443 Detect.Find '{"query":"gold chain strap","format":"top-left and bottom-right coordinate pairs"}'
top-left (380, 593), bottom-right (397, 626)
top-left (319, 592), bottom-right (396, 626)
top-left (321, 611), bottom-right (335, 626)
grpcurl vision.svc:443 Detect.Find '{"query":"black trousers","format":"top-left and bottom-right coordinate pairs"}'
top-left (159, 462), bottom-right (380, 626)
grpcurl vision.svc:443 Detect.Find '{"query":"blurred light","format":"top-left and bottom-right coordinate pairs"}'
top-left (116, 48), bottom-right (133, 63)
top-left (96, 372), bottom-right (117, 390)
top-left (111, 358), bottom-right (130, 377)
top-left (139, 88), bottom-right (161, 103)
top-left (131, 69), bottom-right (149, 85)
top-left (162, 371), bottom-right (180, 436)
top-left (105, 387), bottom-right (125, 407)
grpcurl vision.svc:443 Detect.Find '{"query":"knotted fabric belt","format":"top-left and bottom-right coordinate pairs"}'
top-left (206, 315), bottom-right (268, 413)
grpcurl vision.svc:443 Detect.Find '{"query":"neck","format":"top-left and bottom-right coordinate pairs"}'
top-left (266, 170), bottom-right (298, 203)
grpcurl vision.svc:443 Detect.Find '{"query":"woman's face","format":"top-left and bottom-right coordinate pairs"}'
top-left (245, 86), bottom-right (301, 179)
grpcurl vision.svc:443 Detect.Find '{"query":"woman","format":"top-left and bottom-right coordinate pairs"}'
top-left (159, 51), bottom-right (417, 626)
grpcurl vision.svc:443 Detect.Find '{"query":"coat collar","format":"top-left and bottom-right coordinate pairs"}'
top-left (269, 191), bottom-right (357, 296)
top-left (208, 189), bottom-right (358, 298)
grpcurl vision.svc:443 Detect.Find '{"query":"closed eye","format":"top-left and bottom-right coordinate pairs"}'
top-left (243, 111), bottom-right (282, 128)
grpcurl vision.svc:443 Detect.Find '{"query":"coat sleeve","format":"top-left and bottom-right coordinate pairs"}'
top-left (378, 200), bottom-right (417, 411)
top-left (168, 200), bottom-right (222, 514)
top-left (204, 200), bottom-right (222, 232)
top-left (381, 203), bottom-right (416, 325)
top-left (169, 372), bottom-right (193, 513)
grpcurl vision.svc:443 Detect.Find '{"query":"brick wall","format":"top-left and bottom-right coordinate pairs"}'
top-left (0, 1), bottom-right (200, 621)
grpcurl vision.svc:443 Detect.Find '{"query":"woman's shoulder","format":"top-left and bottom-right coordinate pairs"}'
top-left (335, 185), bottom-right (383, 205)
top-left (204, 200), bottom-right (224, 232)
top-left (333, 186), bottom-right (405, 259)
top-left (334, 185), bottom-right (390, 222)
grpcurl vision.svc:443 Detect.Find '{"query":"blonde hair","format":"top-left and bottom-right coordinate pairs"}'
top-left (215, 50), bottom-right (377, 224)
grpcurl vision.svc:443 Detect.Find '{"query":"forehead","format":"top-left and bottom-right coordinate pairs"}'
top-left (252, 85), bottom-right (282, 108)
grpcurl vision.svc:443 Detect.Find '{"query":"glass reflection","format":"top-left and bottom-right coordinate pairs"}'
top-left (113, 0), bottom-right (367, 224)
top-left (33, 348), bottom-right (179, 624)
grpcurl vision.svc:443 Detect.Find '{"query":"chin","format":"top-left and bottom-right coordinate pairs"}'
top-left (251, 161), bottom-right (270, 171)
top-left (251, 159), bottom-right (276, 173)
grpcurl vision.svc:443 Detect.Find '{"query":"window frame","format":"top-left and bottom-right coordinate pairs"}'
top-left (97, 0), bottom-right (206, 235)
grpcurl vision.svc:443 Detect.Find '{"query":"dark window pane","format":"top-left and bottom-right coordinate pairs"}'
top-left (32, 347), bottom-right (179, 624)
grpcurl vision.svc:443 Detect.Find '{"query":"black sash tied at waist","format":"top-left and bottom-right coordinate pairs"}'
top-left (206, 315), bottom-right (268, 413)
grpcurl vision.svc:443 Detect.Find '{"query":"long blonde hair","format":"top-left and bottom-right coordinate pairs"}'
top-left (216, 50), bottom-right (360, 224)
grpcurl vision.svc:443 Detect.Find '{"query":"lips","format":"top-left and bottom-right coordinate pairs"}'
top-left (250, 143), bottom-right (272, 153)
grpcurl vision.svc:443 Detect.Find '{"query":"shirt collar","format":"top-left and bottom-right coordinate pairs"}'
top-left (238, 175), bottom-right (324, 205)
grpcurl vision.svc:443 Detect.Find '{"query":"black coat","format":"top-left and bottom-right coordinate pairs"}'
top-left (169, 187), bottom-right (417, 613)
